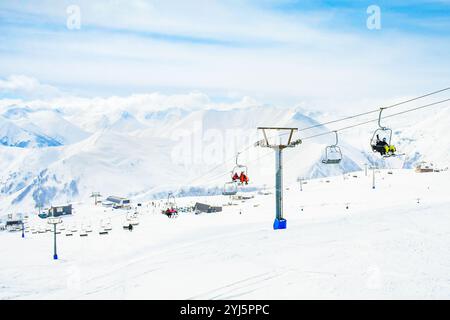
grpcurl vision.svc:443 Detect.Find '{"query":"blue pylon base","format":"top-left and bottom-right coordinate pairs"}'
top-left (273, 218), bottom-right (287, 230)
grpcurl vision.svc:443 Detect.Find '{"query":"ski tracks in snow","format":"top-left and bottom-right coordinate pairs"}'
top-left (188, 270), bottom-right (283, 300)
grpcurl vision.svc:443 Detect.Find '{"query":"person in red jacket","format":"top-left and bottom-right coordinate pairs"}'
top-left (232, 172), bottom-right (240, 181)
top-left (239, 171), bottom-right (249, 185)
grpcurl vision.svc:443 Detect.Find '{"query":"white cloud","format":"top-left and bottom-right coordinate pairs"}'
top-left (0, 88), bottom-right (267, 133)
top-left (0, 1), bottom-right (449, 112)
top-left (14, 91), bottom-right (260, 114)
top-left (0, 75), bottom-right (61, 99)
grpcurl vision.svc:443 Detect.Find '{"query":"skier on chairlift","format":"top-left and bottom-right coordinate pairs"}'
top-left (374, 135), bottom-right (396, 156)
top-left (239, 171), bottom-right (249, 185)
top-left (232, 172), bottom-right (240, 182)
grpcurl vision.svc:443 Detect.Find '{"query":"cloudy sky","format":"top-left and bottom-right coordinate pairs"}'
top-left (0, 0), bottom-right (449, 111)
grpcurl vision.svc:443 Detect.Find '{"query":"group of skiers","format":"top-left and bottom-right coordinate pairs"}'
top-left (232, 171), bottom-right (249, 185)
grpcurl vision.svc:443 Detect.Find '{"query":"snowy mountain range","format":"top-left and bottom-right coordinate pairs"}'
top-left (0, 99), bottom-right (449, 214)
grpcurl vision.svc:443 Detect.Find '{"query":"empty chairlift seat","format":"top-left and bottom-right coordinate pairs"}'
top-left (104, 219), bottom-right (113, 231)
top-left (322, 131), bottom-right (342, 165)
top-left (84, 224), bottom-right (93, 233)
top-left (99, 219), bottom-right (112, 234)
top-left (222, 181), bottom-right (238, 196)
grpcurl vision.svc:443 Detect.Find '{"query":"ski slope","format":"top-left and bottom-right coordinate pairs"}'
top-left (1, 168), bottom-right (449, 299)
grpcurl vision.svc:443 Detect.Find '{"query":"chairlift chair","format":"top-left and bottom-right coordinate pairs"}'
top-left (162, 193), bottom-right (178, 218)
top-left (98, 220), bottom-right (110, 234)
top-left (85, 224), bottom-right (92, 233)
top-left (370, 108), bottom-right (396, 158)
top-left (231, 152), bottom-right (249, 186)
top-left (128, 213), bottom-right (140, 226)
top-left (104, 219), bottom-right (113, 231)
top-left (167, 193), bottom-right (177, 208)
top-left (222, 181), bottom-right (238, 196)
top-left (125, 212), bottom-right (132, 220)
top-left (130, 218), bottom-right (139, 226)
top-left (322, 131), bottom-right (343, 164)
top-left (123, 221), bottom-right (131, 229)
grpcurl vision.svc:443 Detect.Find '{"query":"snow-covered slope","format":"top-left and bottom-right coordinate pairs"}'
top-left (1, 169), bottom-right (449, 299)
top-left (0, 116), bottom-right (62, 148)
top-left (0, 106), bottom-right (89, 147)
top-left (0, 130), bottom-right (193, 213)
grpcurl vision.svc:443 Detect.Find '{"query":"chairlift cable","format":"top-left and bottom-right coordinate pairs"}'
top-left (297, 87), bottom-right (450, 132)
top-left (300, 98), bottom-right (450, 141)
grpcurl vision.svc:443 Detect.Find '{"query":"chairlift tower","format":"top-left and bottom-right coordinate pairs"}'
top-left (90, 192), bottom-right (102, 205)
top-left (371, 166), bottom-right (378, 189)
top-left (297, 177), bottom-right (305, 192)
top-left (256, 127), bottom-right (302, 230)
top-left (48, 217), bottom-right (62, 260)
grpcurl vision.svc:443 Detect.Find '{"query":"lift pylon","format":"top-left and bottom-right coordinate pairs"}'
top-left (256, 127), bottom-right (302, 230)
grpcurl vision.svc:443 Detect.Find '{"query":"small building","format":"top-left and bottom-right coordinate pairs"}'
top-left (5, 219), bottom-right (23, 232)
top-left (48, 204), bottom-right (73, 217)
top-left (102, 196), bottom-right (131, 209)
top-left (194, 202), bottom-right (222, 214)
top-left (415, 162), bottom-right (435, 173)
